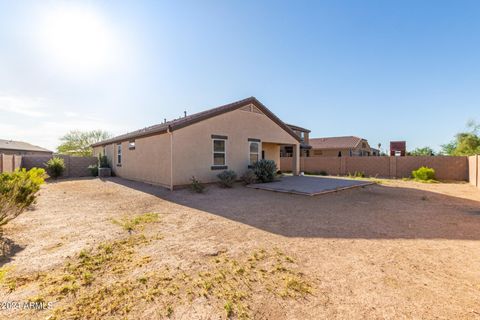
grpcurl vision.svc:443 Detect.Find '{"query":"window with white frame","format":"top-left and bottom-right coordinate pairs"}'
top-left (249, 141), bottom-right (260, 165)
top-left (212, 139), bottom-right (226, 166)
top-left (102, 146), bottom-right (106, 156)
top-left (117, 143), bottom-right (122, 165)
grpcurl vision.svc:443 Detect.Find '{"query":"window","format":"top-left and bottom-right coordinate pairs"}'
top-left (213, 139), bottom-right (226, 166)
top-left (117, 143), bottom-right (122, 165)
top-left (129, 140), bottom-right (136, 150)
top-left (249, 141), bottom-right (259, 165)
top-left (102, 146), bottom-right (106, 156)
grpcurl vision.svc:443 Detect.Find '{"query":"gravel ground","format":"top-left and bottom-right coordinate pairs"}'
top-left (1, 177), bottom-right (480, 319)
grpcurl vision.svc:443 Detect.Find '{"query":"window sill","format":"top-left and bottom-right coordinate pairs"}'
top-left (211, 165), bottom-right (228, 170)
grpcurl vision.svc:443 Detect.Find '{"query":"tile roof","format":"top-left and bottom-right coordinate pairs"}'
top-left (92, 97), bottom-right (301, 146)
top-left (309, 136), bottom-right (364, 150)
top-left (0, 139), bottom-right (52, 153)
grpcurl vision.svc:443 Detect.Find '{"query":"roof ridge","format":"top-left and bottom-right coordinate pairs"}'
top-left (92, 97), bottom-right (300, 146)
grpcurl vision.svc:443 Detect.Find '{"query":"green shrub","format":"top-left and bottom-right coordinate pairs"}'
top-left (412, 166), bottom-right (436, 181)
top-left (319, 170), bottom-right (328, 176)
top-left (348, 171), bottom-right (365, 178)
top-left (217, 170), bottom-right (237, 188)
top-left (45, 157), bottom-right (65, 179)
top-left (190, 176), bottom-right (205, 193)
top-left (0, 168), bottom-right (46, 234)
top-left (241, 169), bottom-right (257, 185)
top-left (252, 159), bottom-right (277, 183)
top-left (98, 155), bottom-right (110, 168)
top-left (88, 165), bottom-right (98, 177)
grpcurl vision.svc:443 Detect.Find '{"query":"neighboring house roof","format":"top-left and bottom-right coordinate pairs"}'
top-left (286, 123), bottom-right (311, 133)
top-left (309, 136), bottom-right (366, 150)
top-left (92, 97), bottom-right (302, 147)
top-left (0, 139), bottom-right (52, 153)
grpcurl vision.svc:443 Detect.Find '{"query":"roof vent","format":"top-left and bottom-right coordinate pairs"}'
top-left (184, 110), bottom-right (187, 117)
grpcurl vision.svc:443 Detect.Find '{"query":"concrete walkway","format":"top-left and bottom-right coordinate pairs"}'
top-left (246, 175), bottom-right (374, 196)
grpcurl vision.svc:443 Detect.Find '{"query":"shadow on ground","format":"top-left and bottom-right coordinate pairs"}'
top-left (107, 177), bottom-right (480, 240)
top-left (0, 237), bottom-right (25, 267)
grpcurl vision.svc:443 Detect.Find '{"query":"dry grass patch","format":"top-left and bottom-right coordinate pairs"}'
top-left (111, 212), bottom-right (161, 232)
top-left (3, 234), bottom-right (313, 319)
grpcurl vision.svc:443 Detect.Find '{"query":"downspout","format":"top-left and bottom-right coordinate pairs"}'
top-left (168, 125), bottom-right (174, 191)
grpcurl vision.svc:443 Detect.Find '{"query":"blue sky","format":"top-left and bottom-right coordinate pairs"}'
top-left (1, 0), bottom-right (479, 152)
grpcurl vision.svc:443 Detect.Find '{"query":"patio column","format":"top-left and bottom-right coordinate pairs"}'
top-left (292, 143), bottom-right (300, 175)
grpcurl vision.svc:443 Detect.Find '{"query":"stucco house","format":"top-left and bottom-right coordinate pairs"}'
top-left (0, 139), bottom-right (53, 155)
top-left (309, 136), bottom-right (375, 157)
top-left (280, 124), bottom-right (311, 157)
top-left (92, 97), bottom-right (302, 189)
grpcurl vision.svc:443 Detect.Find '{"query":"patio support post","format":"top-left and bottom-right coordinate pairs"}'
top-left (292, 143), bottom-right (300, 175)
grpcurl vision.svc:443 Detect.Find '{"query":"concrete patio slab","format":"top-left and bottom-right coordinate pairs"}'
top-left (246, 175), bottom-right (374, 196)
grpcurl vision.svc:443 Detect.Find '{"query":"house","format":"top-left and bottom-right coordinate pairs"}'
top-left (92, 97), bottom-right (302, 189)
top-left (280, 124), bottom-right (311, 157)
top-left (309, 136), bottom-right (375, 157)
top-left (0, 139), bottom-right (53, 155)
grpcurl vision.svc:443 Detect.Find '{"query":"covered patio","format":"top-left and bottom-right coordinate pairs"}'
top-left (246, 175), bottom-right (374, 196)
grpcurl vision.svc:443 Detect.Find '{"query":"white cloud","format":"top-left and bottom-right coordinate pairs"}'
top-left (0, 94), bottom-right (48, 117)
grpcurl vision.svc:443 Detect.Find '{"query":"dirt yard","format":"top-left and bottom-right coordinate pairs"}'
top-left (1, 177), bottom-right (480, 319)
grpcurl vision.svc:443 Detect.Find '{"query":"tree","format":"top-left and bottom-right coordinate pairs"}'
top-left (57, 130), bottom-right (112, 156)
top-left (441, 121), bottom-right (480, 156)
top-left (408, 147), bottom-right (435, 156)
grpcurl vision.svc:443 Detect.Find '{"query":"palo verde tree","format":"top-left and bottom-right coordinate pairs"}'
top-left (57, 130), bottom-right (112, 156)
top-left (441, 120), bottom-right (480, 156)
top-left (408, 147), bottom-right (435, 156)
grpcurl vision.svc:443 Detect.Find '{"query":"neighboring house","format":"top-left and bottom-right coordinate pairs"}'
top-left (370, 147), bottom-right (380, 156)
top-left (390, 141), bottom-right (406, 156)
top-left (92, 97), bottom-right (302, 189)
top-left (309, 136), bottom-right (375, 157)
top-left (281, 124), bottom-right (311, 157)
top-left (0, 139), bottom-right (53, 155)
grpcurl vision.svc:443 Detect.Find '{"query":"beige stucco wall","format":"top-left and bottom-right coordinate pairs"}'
top-left (311, 146), bottom-right (372, 157)
top-left (262, 143), bottom-right (280, 170)
top-left (93, 134), bottom-right (172, 187)
top-left (311, 148), bottom-right (350, 157)
top-left (171, 108), bottom-right (298, 185)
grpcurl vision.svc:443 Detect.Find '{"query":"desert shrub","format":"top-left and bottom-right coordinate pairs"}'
top-left (217, 170), bottom-right (237, 188)
top-left (348, 171), bottom-right (365, 178)
top-left (99, 155), bottom-right (110, 168)
top-left (88, 165), bottom-right (98, 177)
top-left (45, 157), bottom-right (65, 179)
top-left (319, 170), bottom-right (328, 176)
top-left (412, 166), bottom-right (436, 181)
top-left (0, 168), bottom-right (46, 234)
top-left (241, 170), bottom-right (257, 185)
top-left (252, 160), bottom-right (277, 183)
top-left (190, 176), bottom-right (205, 193)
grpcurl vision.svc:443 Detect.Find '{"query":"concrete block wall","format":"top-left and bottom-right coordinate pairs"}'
top-left (469, 155), bottom-right (479, 189)
top-left (21, 155), bottom-right (97, 177)
top-left (0, 154), bottom-right (23, 173)
top-left (280, 156), bottom-right (469, 181)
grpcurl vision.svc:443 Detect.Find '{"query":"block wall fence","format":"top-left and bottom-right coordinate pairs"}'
top-left (20, 155), bottom-right (97, 177)
top-left (0, 153), bottom-right (96, 177)
top-left (0, 154), bottom-right (22, 173)
top-left (280, 156), bottom-right (471, 182)
top-left (469, 155), bottom-right (479, 189)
